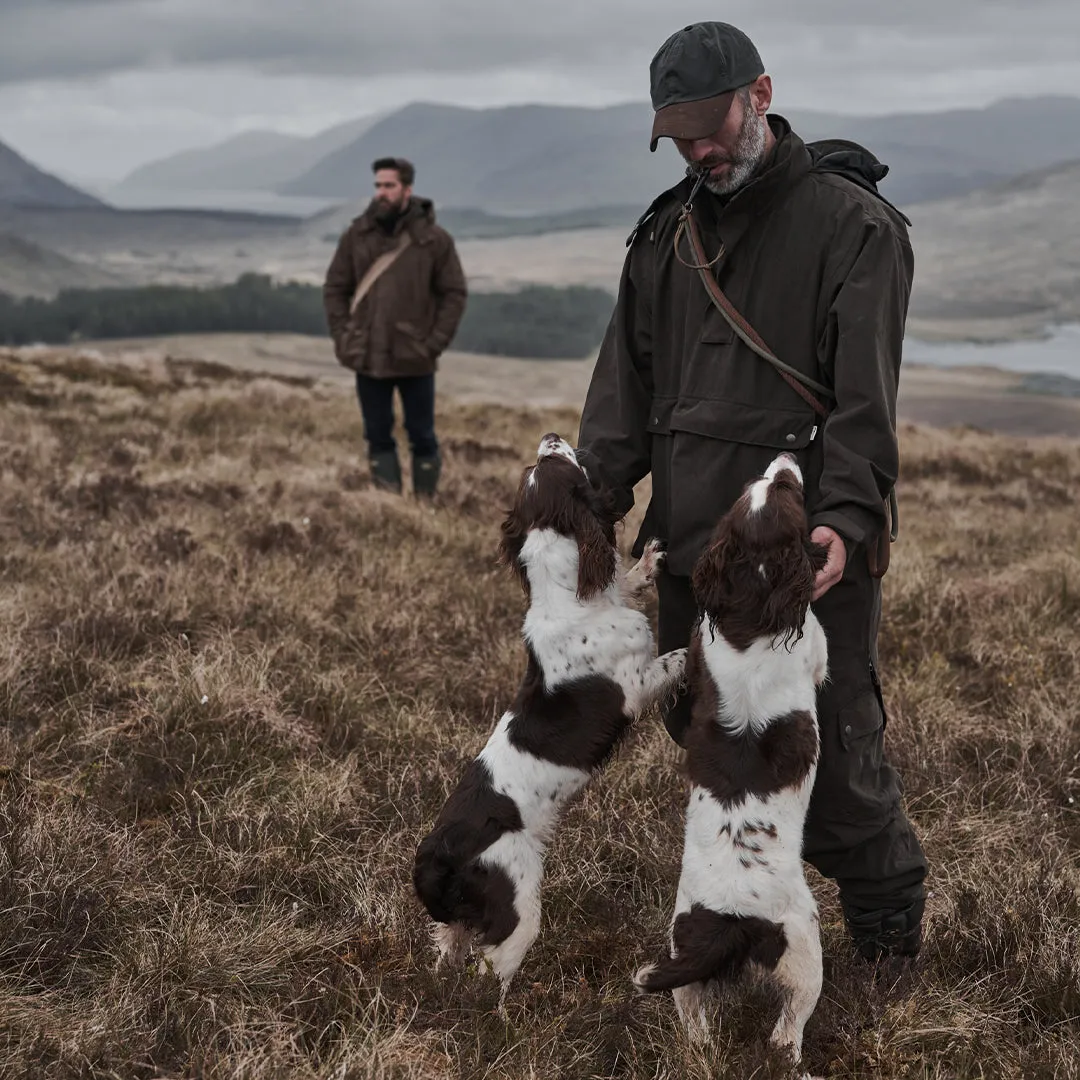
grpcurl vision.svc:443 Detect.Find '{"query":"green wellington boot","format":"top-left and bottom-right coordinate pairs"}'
top-left (369, 450), bottom-right (402, 493)
top-left (411, 452), bottom-right (442, 498)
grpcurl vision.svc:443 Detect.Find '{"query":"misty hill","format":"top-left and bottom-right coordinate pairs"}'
top-left (112, 114), bottom-right (387, 197)
top-left (908, 156), bottom-right (1080, 336)
top-left (277, 95), bottom-right (1080, 214)
top-left (0, 138), bottom-right (105, 209)
top-left (0, 204), bottom-right (298, 257)
top-left (280, 102), bottom-right (676, 213)
top-left (789, 95), bottom-right (1080, 204)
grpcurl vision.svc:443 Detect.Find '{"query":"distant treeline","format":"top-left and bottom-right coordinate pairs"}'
top-left (0, 275), bottom-right (614, 359)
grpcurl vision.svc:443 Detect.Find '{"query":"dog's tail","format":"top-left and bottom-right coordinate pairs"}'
top-left (633, 906), bottom-right (787, 993)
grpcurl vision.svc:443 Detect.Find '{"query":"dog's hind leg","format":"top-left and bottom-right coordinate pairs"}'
top-left (478, 843), bottom-right (544, 1010)
top-left (432, 921), bottom-right (474, 971)
top-left (767, 907), bottom-right (822, 1065)
top-left (482, 900), bottom-right (541, 1012)
top-left (672, 980), bottom-right (711, 1044)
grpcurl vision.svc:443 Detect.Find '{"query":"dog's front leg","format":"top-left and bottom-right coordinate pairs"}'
top-left (630, 647), bottom-right (687, 715)
top-left (432, 922), bottom-right (475, 971)
top-left (621, 538), bottom-right (666, 603)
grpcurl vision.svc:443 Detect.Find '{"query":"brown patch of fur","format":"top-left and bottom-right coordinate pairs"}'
top-left (684, 635), bottom-right (819, 809)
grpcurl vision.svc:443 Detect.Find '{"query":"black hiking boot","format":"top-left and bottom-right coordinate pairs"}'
top-left (845, 898), bottom-right (924, 962)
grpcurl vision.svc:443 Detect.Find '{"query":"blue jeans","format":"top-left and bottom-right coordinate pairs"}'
top-left (355, 374), bottom-right (438, 457)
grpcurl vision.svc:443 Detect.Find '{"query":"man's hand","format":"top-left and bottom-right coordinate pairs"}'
top-left (811, 525), bottom-right (846, 601)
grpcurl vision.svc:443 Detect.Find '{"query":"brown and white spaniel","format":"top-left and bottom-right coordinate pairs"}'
top-left (634, 452), bottom-right (830, 1069)
top-left (414, 433), bottom-right (686, 1002)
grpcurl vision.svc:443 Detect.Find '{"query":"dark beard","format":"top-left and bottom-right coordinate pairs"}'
top-left (372, 197), bottom-right (403, 223)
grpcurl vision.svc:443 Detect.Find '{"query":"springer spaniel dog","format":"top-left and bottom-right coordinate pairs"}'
top-left (414, 432), bottom-right (686, 1001)
top-left (634, 452), bottom-right (830, 1068)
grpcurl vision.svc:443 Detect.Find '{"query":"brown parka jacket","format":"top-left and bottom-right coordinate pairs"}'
top-left (578, 115), bottom-right (913, 577)
top-left (323, 197), bottom-right (467, 378)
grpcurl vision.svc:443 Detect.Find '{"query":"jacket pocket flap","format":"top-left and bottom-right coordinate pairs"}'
top-left (647, 397), bottom-right (676, 434)
top-left (670, 399), bottom-right (818, 449)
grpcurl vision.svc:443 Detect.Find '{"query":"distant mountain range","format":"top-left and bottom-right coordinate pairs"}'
top-left (280, 102), bottom-right (673, 214)
top-left (0, 139), bottom-right (105, 210)
top-left (8, 95), bottom-right (1080, 219)
top-left (104, 94), bottom-right (1080, 215)
top-left (3, 104), bottom-right (1080, 340)
top-left (111, 113), bottom-right (387, 199)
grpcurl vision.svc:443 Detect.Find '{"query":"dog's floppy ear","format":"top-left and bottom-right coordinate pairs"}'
top-left (568, 467), bottom-right (617, 600)
top-left (498, 469), bottom-right (532, 594)
top-left (761, 536), bottom-right (818, 645)
top-left (804, 535), bottom-right (830, 575)
top-left (691, 517), bottom-right (744, 619)
top-left (575, 510), bottom-right (616, 599)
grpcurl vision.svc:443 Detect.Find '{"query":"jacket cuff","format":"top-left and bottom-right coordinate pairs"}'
top-left (808, 506), bottom-right (881, 549)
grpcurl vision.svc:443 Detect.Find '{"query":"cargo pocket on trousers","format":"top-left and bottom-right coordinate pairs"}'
top-left (816, 690), bottom-right (893, 825)
top-left (839, 691), bottom-right (884, 751)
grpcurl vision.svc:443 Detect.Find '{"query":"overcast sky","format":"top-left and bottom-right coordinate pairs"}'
top-left (3, 0), bottom-right (1079, 186)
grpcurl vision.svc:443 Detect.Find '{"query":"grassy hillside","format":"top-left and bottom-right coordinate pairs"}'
top-left (0, 232), bottom-right (124, 298)
top-left (909, 158), bottom-right (1080, 337)
top-left (1, 349), bottom-right (1079, 1079)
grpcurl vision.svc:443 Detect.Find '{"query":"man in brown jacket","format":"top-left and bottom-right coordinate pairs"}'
top-left (323, 157), bottom-right (467, 495)
top-left (578, 22), bottom-right (927, 960)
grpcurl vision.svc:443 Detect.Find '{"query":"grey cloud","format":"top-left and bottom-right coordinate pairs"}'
top-left (2, 0), bottom-right (1079, 86)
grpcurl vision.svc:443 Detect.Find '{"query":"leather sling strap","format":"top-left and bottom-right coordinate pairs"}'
top-left (679, 209), bottom-right (833, 419)
top-left (349, 233), bottom-right (412, 316)
top-left (677, 203), bottom-right (899, 570)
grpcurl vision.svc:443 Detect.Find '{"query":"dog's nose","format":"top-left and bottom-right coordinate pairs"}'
top-left (537, 432), bottom-right (572, 461)
top-left (765, 452), bottom-right (803, 486)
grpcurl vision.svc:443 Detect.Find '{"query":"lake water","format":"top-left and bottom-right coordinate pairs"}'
top-left (905, 323), bottom-right (1080, 381)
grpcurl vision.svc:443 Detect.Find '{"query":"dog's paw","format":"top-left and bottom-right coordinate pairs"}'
top-left (432, 921), bottom-right (474, 971)
top-left (660, 647), bottom-right (688, 692)
top-left (638, 538), bottom-right (667, 582)
top-left (632, 962), bottom-right (658, 994)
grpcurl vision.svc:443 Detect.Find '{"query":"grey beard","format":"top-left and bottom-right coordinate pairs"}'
top-left (704, 110), bottom-right (768, 196)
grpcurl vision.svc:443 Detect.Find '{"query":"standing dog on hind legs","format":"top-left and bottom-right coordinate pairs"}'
top-left (634, 452), bottom-right (830, 1070)
top-left (413, 432), bottom-right (686, 1003)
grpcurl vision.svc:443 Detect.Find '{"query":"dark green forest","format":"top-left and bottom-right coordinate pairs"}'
top-left (0, 275), bottom-right (614, 359)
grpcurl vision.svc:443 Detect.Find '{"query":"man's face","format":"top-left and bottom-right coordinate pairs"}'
top-left (673, 86), bottom-right (769, 196)
top-left (373, 169), bottom-right (411, 216)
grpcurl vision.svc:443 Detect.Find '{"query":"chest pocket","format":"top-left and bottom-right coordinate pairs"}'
top-left (648, 396), bottom-right (818, 451)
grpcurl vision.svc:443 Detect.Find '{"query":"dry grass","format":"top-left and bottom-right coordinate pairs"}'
top-left (1, 347), bottom-right (1079, 1079)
